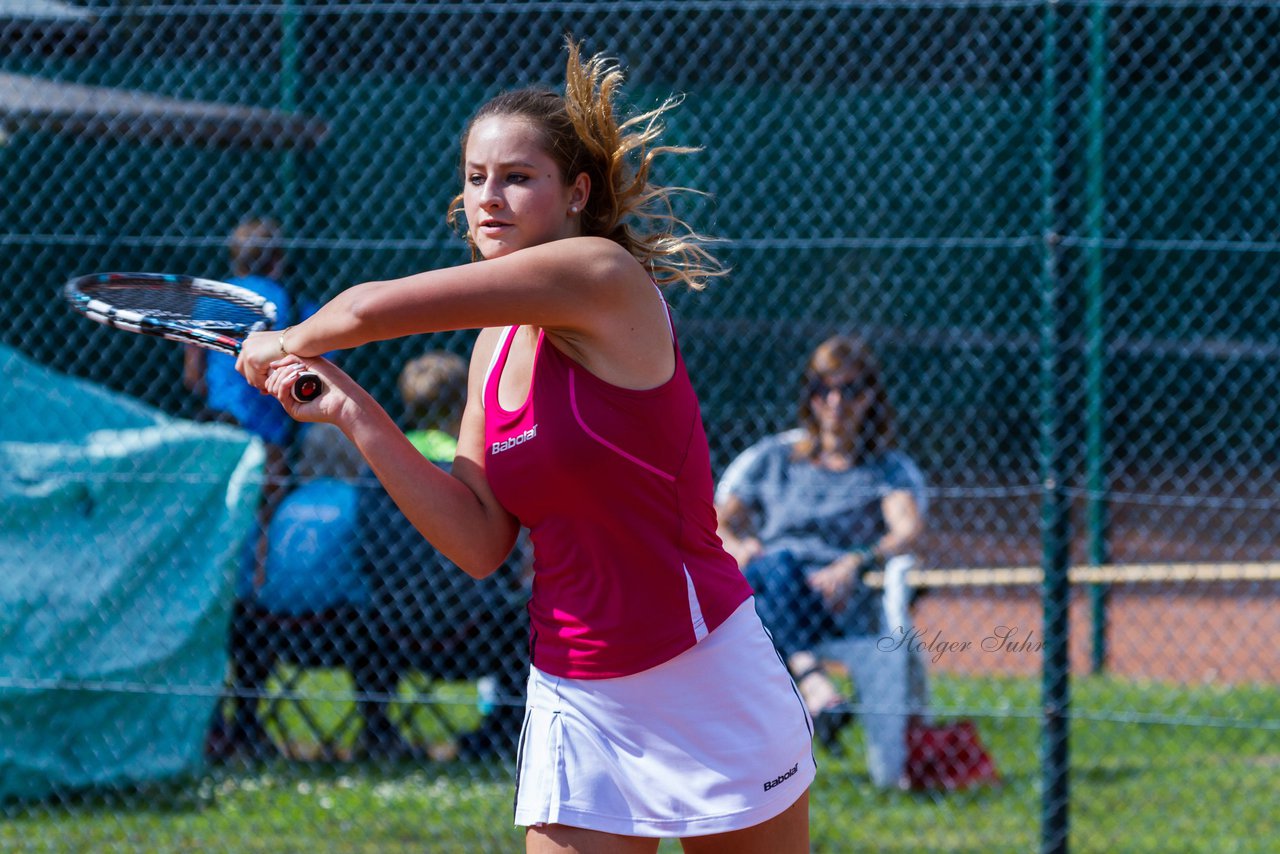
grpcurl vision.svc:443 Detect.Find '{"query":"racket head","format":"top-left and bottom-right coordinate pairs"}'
top-left (64, 271), bottom-right (324, 403)
top-left (63, 271), bottom-right (279, 354)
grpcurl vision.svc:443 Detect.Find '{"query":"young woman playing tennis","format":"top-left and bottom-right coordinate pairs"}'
top-left (236, 39), bottom-right (814, 854)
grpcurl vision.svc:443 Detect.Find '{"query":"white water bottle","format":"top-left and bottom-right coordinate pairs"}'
top-left (477, 676), bottom-right (497, 716)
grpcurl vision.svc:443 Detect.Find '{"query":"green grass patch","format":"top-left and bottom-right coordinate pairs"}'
top-left (2, 674), bottom-right (1275, 853)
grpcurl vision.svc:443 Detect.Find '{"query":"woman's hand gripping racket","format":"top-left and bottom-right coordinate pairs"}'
top-left (63, 272), bottom-right (324, 403)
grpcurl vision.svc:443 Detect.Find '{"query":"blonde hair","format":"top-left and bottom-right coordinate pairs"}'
top-left (448, 37), bottom-right (726, 290)
top-left (398, 350), bottom-right (468, 430)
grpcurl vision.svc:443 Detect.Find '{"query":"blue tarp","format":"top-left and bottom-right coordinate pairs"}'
top-left (0, 346), bottom-right (262, 800)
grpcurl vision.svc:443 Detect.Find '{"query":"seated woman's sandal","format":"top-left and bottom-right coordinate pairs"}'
top-left (792, 662), bottom-right (854, 753)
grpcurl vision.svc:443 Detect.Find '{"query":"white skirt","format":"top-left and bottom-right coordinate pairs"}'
top-left (513, 598), bottom-right (816, 837)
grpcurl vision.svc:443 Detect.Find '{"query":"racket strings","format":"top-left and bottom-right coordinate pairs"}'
top-left (80, 281), bottom-right (271, 336)
top-left (64, 272), bottom-right (322, 401)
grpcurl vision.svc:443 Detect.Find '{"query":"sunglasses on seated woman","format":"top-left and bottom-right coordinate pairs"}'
top-left (808, 376), bottom-right (870, 400)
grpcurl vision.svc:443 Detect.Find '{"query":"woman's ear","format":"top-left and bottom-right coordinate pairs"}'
top-left (569, 171), bottom-right (591, 215)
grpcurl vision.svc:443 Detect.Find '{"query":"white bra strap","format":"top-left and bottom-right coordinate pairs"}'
top-left (481, 325), bottom-right (517, 410)
top-left (653, 282), bottom-right (674, 342)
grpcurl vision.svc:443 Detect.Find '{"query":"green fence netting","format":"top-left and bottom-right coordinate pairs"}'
top-left (1, 2), bottom-right (1276, 852)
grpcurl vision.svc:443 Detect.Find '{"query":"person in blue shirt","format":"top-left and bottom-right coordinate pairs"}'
top-left (185, 217), bottom-right (295, 451)
top-left (188, 217), bottom-right (298, 760)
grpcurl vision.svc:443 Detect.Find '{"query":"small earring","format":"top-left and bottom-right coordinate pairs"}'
top-left (569, 206), bottom-right (579, 214)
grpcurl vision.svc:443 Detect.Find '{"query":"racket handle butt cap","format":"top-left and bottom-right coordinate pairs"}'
top-left (291, 372), bottom-right (324, 403)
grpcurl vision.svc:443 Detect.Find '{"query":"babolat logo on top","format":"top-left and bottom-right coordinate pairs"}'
top-left (492, 424), bottom-right (538, 455)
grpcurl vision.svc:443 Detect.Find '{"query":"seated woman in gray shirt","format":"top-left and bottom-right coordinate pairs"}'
top-left (715, 334), bottom-right (926, 746)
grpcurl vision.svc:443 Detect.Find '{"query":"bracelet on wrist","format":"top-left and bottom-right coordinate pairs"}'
top-left (850, 545), bottom-right (878, 566)
top-left (278, 326), bottom-right (291, 357)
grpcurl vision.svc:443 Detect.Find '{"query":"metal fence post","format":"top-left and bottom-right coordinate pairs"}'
top-left (1040, 3), bottom-right (1072, 852)
top-left (1085, 0), bottom-right (1112, 676)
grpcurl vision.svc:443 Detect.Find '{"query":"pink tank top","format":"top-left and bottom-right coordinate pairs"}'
top-left (483, 320), bottom-right (752, 679)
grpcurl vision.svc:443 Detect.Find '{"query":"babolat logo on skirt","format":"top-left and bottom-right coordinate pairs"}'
top-left (491, 425), bottom-right (538, 455)
top-left (763, 762), bottom-right (799, 791)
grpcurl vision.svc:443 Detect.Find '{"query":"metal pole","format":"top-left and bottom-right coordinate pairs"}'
top-left (1085, 0), bottom-right (1111, 675)
top-left (1039, 3), bottom-right (1071, 852)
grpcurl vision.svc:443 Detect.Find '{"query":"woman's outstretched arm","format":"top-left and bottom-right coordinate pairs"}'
top-left (238, 237), bottom-right (659, 390)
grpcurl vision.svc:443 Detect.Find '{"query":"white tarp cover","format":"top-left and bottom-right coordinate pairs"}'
top-left (0, 345), bottom-right (261, 799)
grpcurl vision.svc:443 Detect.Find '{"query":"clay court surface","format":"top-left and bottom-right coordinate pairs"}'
top-left (909, 585), bottom-right (1277, 684)
top-left (905, 472), bottom-right (1278, 686)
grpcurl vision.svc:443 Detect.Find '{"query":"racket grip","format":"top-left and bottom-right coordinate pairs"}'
top-left (291, 371), bottom-right (324, 403)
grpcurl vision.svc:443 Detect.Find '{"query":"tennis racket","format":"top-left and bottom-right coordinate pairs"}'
top-left (63, 271), bottom-right (324, 403)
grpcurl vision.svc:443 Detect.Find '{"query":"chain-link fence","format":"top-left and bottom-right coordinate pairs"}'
top-left (2, 1), bottom-right (1277, 852)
